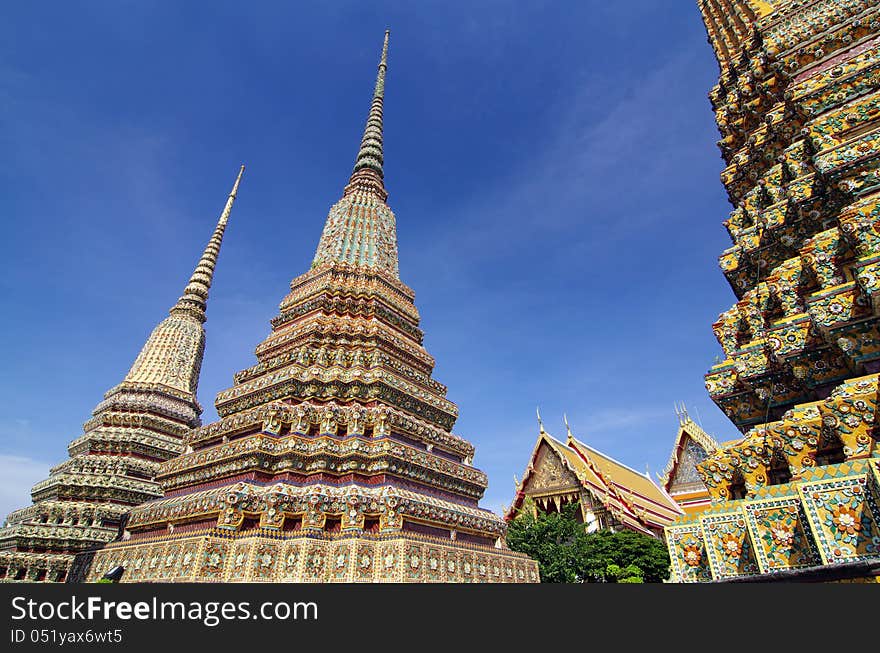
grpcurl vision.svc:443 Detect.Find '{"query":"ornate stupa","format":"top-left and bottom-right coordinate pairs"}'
top-left (666, 0), bottom-right (880, 582)
top-left (0, 166), bottom-right (245, 582)
top-left (87, 32), bottom-right (538, 583)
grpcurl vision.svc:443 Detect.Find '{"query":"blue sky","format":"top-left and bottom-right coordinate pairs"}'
top-left (0, 1), bottom-right (738, 518)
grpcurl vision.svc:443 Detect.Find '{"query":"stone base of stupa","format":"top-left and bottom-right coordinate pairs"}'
top-left (87, 531), bottom-right (539, 583)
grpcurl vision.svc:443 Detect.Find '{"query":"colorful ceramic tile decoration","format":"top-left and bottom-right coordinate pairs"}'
top-left (742, 497), bottom-right (820, 572)
top-left (78, 31), bottom-right (537, 583)
top-left (666, 524), bottom-right (714, 583)
top-left (665, 0), bottom-right (880, 582)
top-left (0, 164), bottom-right (245, 583)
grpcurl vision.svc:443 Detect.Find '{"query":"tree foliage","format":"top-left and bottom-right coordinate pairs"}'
top-left (505, 500), bottom-right (671, 583)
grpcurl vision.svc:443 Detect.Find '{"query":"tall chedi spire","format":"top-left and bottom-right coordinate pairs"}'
top-left (345, 28), bottom-right (390, 198)
top-left (171, 164), bottom-right (244, 323)
top-left (313, 29), bottom-right (398, 276)
top-left (0, 167), bottom-right (244, 583)
top-left (88, 33), bottom-right (538, 583)
top-left (122, 165), bottom-right (244, 398)
top-left (665, 1), bottom-right (880, 583)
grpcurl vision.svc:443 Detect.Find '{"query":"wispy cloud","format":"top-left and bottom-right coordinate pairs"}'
top-left (0, 455), bottom-right (49, 523)
top-left (576, 407), bottom-right (669, 436)
top-left (417, 46), bottom-right (710, 269)
top-left (0, 418), bottom-right (51, 452)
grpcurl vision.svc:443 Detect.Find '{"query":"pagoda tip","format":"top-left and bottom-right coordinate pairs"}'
top-left (380, 30), bottom-right (390, 64)
top-left (170, 165), bottom-right (244, 322)
top-left (228, 165), bottom-right (245, 198)
top-left (343, 29), bottom-right (391, 198)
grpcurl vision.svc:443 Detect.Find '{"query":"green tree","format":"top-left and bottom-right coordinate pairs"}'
top-left (505, 499), bottom-right (671, 583)
top-left (605, 563), bottom-right (644, 583)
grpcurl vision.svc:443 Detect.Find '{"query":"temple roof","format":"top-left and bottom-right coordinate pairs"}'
top-left (510, 421), bottom-right (683, 535)
top-left (658, 413), bottom-right (720, 491)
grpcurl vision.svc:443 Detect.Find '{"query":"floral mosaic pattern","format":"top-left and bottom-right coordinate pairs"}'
top-left (377, 542), bottom-right (399, 582)
top-left (229, 542), bottom-right (251, 582)
top-left (199, 541), bottom-right (228, 581)
top-left (252, 542), bottom-right (279, 581)
top-left (666, 0), bottom-right (880, 583)
top-left (667, 461), bottom-right (880, 582)
top-left (701, 513), bottom-right (760, 578)
top-left (278, 542), bottom-right (301, 581)
top-left (800, 474), bottom-right (880, 564)
top-left (667, 525), bottom-right (713, 583)
top-left (743, 498), bottom-right (820, 573)
top-left (302, 542), bottom-right (328, 583)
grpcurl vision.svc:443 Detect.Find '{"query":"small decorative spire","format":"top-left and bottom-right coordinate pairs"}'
top-left (674, 401), bottom-right (690, 426)
top-left (536, 406), bottom-right (545, 433)
top-left (171, 165), bottom-right (245, 323)
top-left (344, 30), bottom-right (390, 201)
top-left (563, 413), bottom-right (573, 444)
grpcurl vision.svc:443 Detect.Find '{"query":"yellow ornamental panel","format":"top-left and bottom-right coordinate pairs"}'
top-left (701, 510), bottom-right (761, 579)
top-left (799, 471), bottom-right (880, 565)
top-left (743, 497), bottom-right (821, 573)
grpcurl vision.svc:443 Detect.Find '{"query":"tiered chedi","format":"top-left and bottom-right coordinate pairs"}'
top-left (666, 0), bottom-right (880, 582)
top-left (0, 167), bottom-right (245, 583)
top-left (88, 32), bottom-right (538, 583)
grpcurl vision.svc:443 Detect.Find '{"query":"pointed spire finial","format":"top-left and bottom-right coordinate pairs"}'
top-left (563, 413), bottom-right (573, 444)
top-left (344, 31), bottom-right (391, 200)
top-left (674, 401), bottom-right (690, 426)
top-left (536, 406), bottom-right (545, 433)
top-left (171, 165), bottom-right (245, 323)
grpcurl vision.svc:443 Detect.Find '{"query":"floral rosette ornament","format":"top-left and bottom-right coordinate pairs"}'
top-left (811, 482), bottom-right (880, 561)
top-left (769, 521), bottom-right (795, 548)
top-left (720, 531), bottom-right (743, 559)
top-left (825, 501), bottom-right (862, 545)
top-left (682, 542), bottom-right (702, 567)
